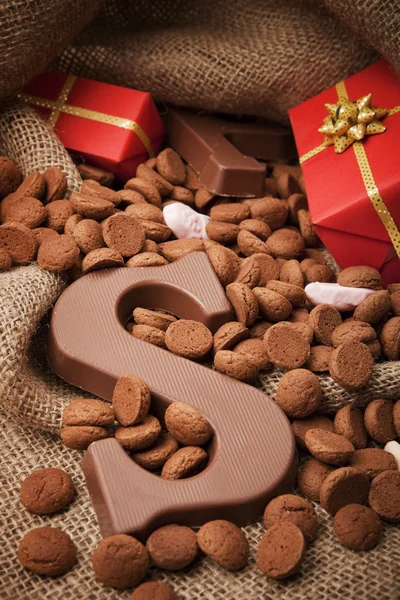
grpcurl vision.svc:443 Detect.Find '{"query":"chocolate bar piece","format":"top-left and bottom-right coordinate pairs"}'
top-left (47, 253), bottom-right (296, 540)
top-left (165, 107), bottom-right (296, 197)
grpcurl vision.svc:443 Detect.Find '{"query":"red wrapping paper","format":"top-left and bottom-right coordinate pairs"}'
top-left (289, 60), bottom-right (400, 286)
top-left (22, 72), bottom-right (165, 182)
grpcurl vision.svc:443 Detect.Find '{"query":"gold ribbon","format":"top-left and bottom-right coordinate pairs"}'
top-left (299, 81), bottom-right (400, 260)
top-left (17, 75), bottom-right (154, 158)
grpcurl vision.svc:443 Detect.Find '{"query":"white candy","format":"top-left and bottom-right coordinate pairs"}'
top-left (384, 441), bottom-right (400, 470)
top-left (305, 282), bottom-right (375, 311)
top-left (163, 203), bottom-right (210, 240)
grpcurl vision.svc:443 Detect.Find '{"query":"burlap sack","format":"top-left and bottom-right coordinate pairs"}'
top-left (1, 103), bottom-right (400, 599)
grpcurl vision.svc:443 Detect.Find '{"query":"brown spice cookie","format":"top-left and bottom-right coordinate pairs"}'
top-left (249, 197), bottom-right (289, 230)
top-left (305, 429), bottom-right (354, 466)
top-left (126, 253), bottom-right (168, 267)
top-left (18, 527), bottom-right (76, 577)
top-left (276, 172), bottom-right (301, 199)
top-left (119, 189), bottom-right (147, 205)
top-left (364, 399), bottom-right (396, 444)
top-left (235, 257), bottom-right (261, 288)
top-left (289, 307), bottom-right (310, 323)
top-left (239, 219), bottom-right (271, 241)
top-left (45, 200), bottom-right (75, 232)
top-left (161, 446), bottom-right (208, 479)
top-left (334, 406), bottom-right (367, 449)
top-left (309, 304), bottom-right (342, 345)
top-left (379, 316), bottom-right (400, 360)
top-left (70, 192), bottom-right (114, 219)
top-left (125, 203), bottom-right (164, 223)
top-left (112, 375), bottom-right (151, 427)
top-left (279, 259), bottom-right (305, 287)
top-left (146, 524), bottom-right (197, 570)
top-left (92, 534), bottom-right (149, 589)
top-left (80, 181), bottom-right (122, 206)
top-left (214, 350), bottom-right (259, 382)
top-left (20, 468), bottom-right (75, 515)
top-left (13, 171), bottom-right (45, 201)
top-left (132, 324), bottom-right (166, 347)
top-left (156, 148), bottom-right (186, 185)
top-left (42, 166), bottom-right (67, 203)
top-left (165, 401), bottom-right (212, 446)
top-left (5, 196), bottom-right (46, 229)
top-left (37, 234), bottom-right (80, 272)
top-left (60, 426), bottom-right (109, 450)
top-left (194, 186), bottom-right (215, 210)
top-left (64, 214), bottom-right (83, 236)
top-left (266, 280), bottom-right (306, 308)
top-left (353, 290), bottom-right (391, 324)
top-left (319, 466), bottom-right (370, 515)
top-left (287, 193), bottom-right (308, 224)
top-left (253, 288), bottom-right (292, 323)
top-left (206, 244), bottom-right (241, 287)
top-left (226, 282), bottom-right (259, 326)
top-left (209, 202), bottom-right (250, 224)
top-left (142, 239), bottom-right (159, 253)
top-left (0, 222), bottom-right (38, 264)
top-left (170, 186), bottom-right (195, 206)
top-left (158, 238), bottom-right (204, 262)
top-left (297, 458), bottom-right (335, 502)
top-left (263, 494), bottom-right (319, 542)
top-left (102, 213), bottom-right (145, 257)
top-left (115, 415), bottom-right (162, 451)
top-left (265, 228), bottom-right (305, 259)
top-left (133, 307), bottom-right (177, 331)
top-left (350, 448), bottom-right (397, 479)
top-left (141, 220), bottom-right (171, 243)
top-left (338, 265), bottom-right (382, 289)
top-left (72, 219), bottom-right (104, 254)
top-left (305, 345), bottom-right (333, 372)
top-left (206, 220), bottom-right (240, 244)
top-left (130, 582), bottom-right (178, 600)
top-left (390, 291), bottom-right (400, 316)
top-left (0, 157), bottom-right (22, 197)
top-left (249, 320), bottom-right (273, 339)
top-left (297, 209), bottom-right (318, 247)
top-left (368, 470), bottom-right (400, 522)
top-left (136, 163), bottom-right (174, 197)
top-left (233, 338), bottom-right (271, 371)
top-left (256, 522), bottom-right (305, 579)
top-left (213, 321), bottom-right (249, 352)
top-left (82, 248), bottom-right (124, 274)
top-left (237, 229), bottom-right (269, 256)
top-left (184, 165), bottom-right (201, 192)
top-left (276, 369), bottom-right (321, 418)
top-left (132, 432), bottom-right (179, 471)
top-left (331, 321), bottom-right (376, 347)
top-left (264, 177), bottom-right (279, 196)
top-left (248, 253), bottom-right (280, 285)
top-left (125, 177), bottom-right (162, 208)
top-left (330, 341), bottom-right (374, 390)
top-left (77, 164), bottom-right (115, 187)
top-left (263, 322), bottom-right (310, 370)
top-left (304, 264), bottom-right (334, 284)
top-left (292, 415), bottom-right (334, 450)
top-left (62, 399), bottom-right (115, 427)
top-left (165, 320), bottom-right (212, 359)
top-left (197, 520), bottom-right (249, 570)
top-left (334, 504), bottom-right (381, 551)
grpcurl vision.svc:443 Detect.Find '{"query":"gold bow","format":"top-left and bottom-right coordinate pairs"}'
top-left (318, 93), bottom-right (388, 153)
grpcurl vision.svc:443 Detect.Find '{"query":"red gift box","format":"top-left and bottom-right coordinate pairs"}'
top-left (289, 60), bottom-right (400, 286)
top-left (19, 72), bottom-right (165, 182)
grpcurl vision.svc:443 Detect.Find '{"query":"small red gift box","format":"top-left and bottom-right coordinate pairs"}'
top-left (289, 60), bottom-right (400, 286)
top-left (20, 72), bottom-right (165, 182)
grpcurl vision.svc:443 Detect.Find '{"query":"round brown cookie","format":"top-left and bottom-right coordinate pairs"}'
top-left (165, 320), bottom-right (212, 359)
top-left (206, 220), bottom-right (240, 244)
top-left (102, 213), bottom-right (145, 257)
top-left (264, 177), bottom-right (279, 197)
top-left (158, 238), bottom-right (204, 262)
top-left (132, 432), bottom-right (179, 470)
top-left (305, 346), bottom-right (333, 372)
top-left (299, 258), bottom-right (318, 274)
top-left (263, 494), bottom-right (318, 542)
top-left (387, 283), bottom-right (400, 294)
top-left (71, 219), bottom-right (104, 254)
top-left (237, 229), bottom-right (269, 256)
top-left (263, 322), bottom-right (310, 370)
top-left (334, 504), bottom-right (381, 551)
top-left (125, 203), bottom-right (164, 223)
top-left (276, 172), bottom-right (301, 199)
top-left (133, 307), bottom-right (177, 331)
top-left (334, 406), bottom-right (367, 449)
top-left (214, 350), bottom-right (259, 382)
top-left (213, 321), bottom-right (249, 353)
top-left (309, 304), bottom-right (342, 345)
top-left (289, 307), bottom-right (310, 323)
top-left (195, 186), bottom-right (215, 210)
top-left (64, 213), bottom-right (83, 236)
top-left (77, 164), bottom-right (115, 187)
top-left (141, 239), bottom-right (159, 253)
top-left (266, 280), bottom-right (306, 308)
top-left (42, 166), bottom-right (67, 203)
top-left (80, 180), bottom-right (122, 207)
top-left (140, 220), bottom-right (171, 243)
top-left (156, 148), bottom-right (186, 185)
top-left (305, 264), bottom-right (334, 284)
top-left (92, 534), bottom-right (149, 589)
top-left (329, 341), bottom-right (374, 390)
top-left (60, 425), bottom-right (109, 450)
top-left (132, 324), bottom-right (166, 347)
top-left (206, 244), bottom-right (241, 287)
top-left (165, 402), bottom-right (212, 446)
top-left (170, 186), bottom-right (195, 206)
top-left (209, 202), bottom-right (250, 224)
top-left (305, 429), bottom-right (354, 466)
top-left (331, 321), bottom-right (376, 347)
top-left (253, 287), bottom-right (292, 322)
top-left (45, 199), bottom-right (75, 232)
top-left (291, 415), bottom-right (334, 450)
top-left (0, 157), bottom-right (22, 197)
top-left (13, 171), bottom-right (45, 201)
top-left (233, 338), bottom-right (271, 371)
top-left (62, 399), bottom-right (115, 426)
top-left (297, 209), bottom-right (318, 247)
top-left (0, 222), bottom-right (38, 264)
top-left (304, 248), bottom-right (326, 264)
top-left (350, 448), bottom-right (397, 479)
top-left (265, 228), bottom-right (305, 259)
top-left (368, 470), bottom-right (400, 522)
top-left (279, 259), bottom-right (305, 287)
top-left (239, 219), bottom-right (272, 241)
top-left (297, 458), bottom-right (335, 502)
top-left (249, 253), bottom-right (280, 285)
top-left (125, 177), bottom-right (162, 207)
top-left (32, 227), bottom-right (58, 247)
top-left (390, 291), bottom-right (400, 316)
top-left (115, 415), bottom-right (162, 452)
top-left (136, 163), bottom-right (174, 197)
top-left (319, 466), bottom-right (370, 515)
top-left (20, 468), bottom-right (75, 515)
top-left (18, 527), bottom-right (76, 577)
top-left (367, 339), bottom-right (382, 359)
top-left (379, 316), bottom-right (400, 360)
top-left (70, 192), bottom-right (114, 219)
top-left (394, 400), bottom-right (400, 437)
top-left (146, 524), bottom-right (197, 570)
top-left (287, 193), bottom-right (308, 224)
top-left (197, 520), bottom-right (249, 570)
top-left (161, 446), bottom-right (208, 479)
top-left (353, 290), bottom-right (391, 324)
top-left (112, 375), bottom-right (151, 427)
top-left (338, 265), bottom-right (382, 289)
top-left (249, 320), bottom-right (273, 339)
top-left (364, 399), bottom-right (396, 444)
top-left (226, 282), bottom-right (259, 326)
top-left (130, 581), bottom-right (178, 600)
top-left (256, 522), bottom-right (305, 579)
top-left (37, 234), bottom-right (80, 272)
top-left (0, 246), bottom-right (12, 269)
top-left (276, 369), bottom-right (321, 418)
top-left (82, 247), bottom-right (124, 273)
top-left (119, 189), bottom-right (147, 205)
top-left (249, 197), bottom-right (289, 230)
top-left (184, 164), bottom-right (201, 192)
top-left (5, 196), bottom-right (46, 229)
top-left (126, 253), bottom-right (168, 267)
top-left (234, 257), bottom-right (261, 288)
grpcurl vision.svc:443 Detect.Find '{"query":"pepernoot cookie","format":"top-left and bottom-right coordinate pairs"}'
top-left (265, 227), bottom-right (305, 259)
top-left (165, 401), bottom-right (212, 446)
top-left (146, 524), bottom-right (198, 570)
top-left (158, 238), bottom-right (204, 262)
top-left (263, 322), bottom-right (310, 370)
top-left (239, 218), bottom-right (272, 241)
top-left (112, 375), bottom-right (151, 427)
top-left (161, 446), bottom-right (208, 479)
top-left (165, 320), bottom-right (213, 359)
top-left (353, 290), bottom-right (391, 325)
top-left (248, 196), bottom-right (289, 230)
top-left (92, 534), bottom-right (149, 589)
top-left (82, 247), bottom-right (124, 274)
top-left (350, 448), bottom-right (397, 479)
top-left (130, 581), bottom-right (178, 600)
top-left (0, 222), bottom-right (38, 264)
top-left (249, 320), bottom-right (273, 339)
top-left (214, 350), bottom-right (259, 382)
top-left (125, 177), bottom-right (162, 208)
top-left (333, 406), bottom-right (368, 449)
top-left (253, 287), bottom-right (292, 322)
top-left (133, 307), bottom-right (177, 331)
top-left (60, 425), bottom-right (109, 450)
top-left (329, 341), bottom-right (374, 390)
top-left (331, 321), bottom-right (376, 347)
top-left (237, 229), bottom-right (269, 256)
top-left (368, 470), bottom-right (400, 522)
top-left (45, 200), bottom-right (74, 232)
top-left (197, 520), bottom-right (249, 570)
top-left (0, 156), bottom-right (22, 197)
top-left (20, 468), bottom-right (75, 515)
top-left (209, 202), bottom-right (250, 224)
top-left (206, 244), bottom-right (241, 287)
top-left (102, 213), bottom-right (145, 257)
top-left (279, 259), bottom-right (305, 288)
top-left (291, 415), bottom-right (334, 450)
top-left (70, 192), bottom-right (114, 219)
top-left (306, 345), bottom-right (333, 372)
top-left (263, 494), bottom-right (319, 542)
top-left (334, 504), bottom-right (382, 551)
top-left (5, 196), bottom-right (46, 229)
top-left (233, 338), bottom-right (271, 371)
top-left (364, 399), bottom-right (396, 444)
top-left (276, 369), bottom-right (321, 419)
top-left (37, 234), bottom-right (80, 272)
top-left (338, 265), bottom-right (382, 289)
top-left (206, 220), bottom-right (240, 244)
top-left (72, 219), bottom-right (105, 254)
top-left (127, 253), bottom-right (168, 267)
top-left (226, 282), bottom-right (259, 326)
top-left (309, 304), bottom-right (342, 346)
top-left (297, 458), bottom-right (335, 502)
top-left (304, 429), bottom-right (354, 466)
top-left (77, 164), bottom-right (115, 187)
top-left (132, 432), bottom-right (179, 471)
top-left (132, 324), bottom-right (166, 347)
top-left (379, 316), bottom-right (400, 360)
top-left (115, 415), bottom-right (162, 451)
top-left (319, 466), bottom-right (370, 515)
top-left (42, 166), bottom-right (68, 203)
top-left (266, 280), bottom-right (306, 308)
top-left (256, 522), bottom-right (305, 579)
top-left (156, 148), bottom-right (186, 185)
top-left (213, 321), bottom-right (249, 353)
top-left (18, 527), bottom-right (77, 577)
top-left (62, 399), bottom-right (115, 427)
